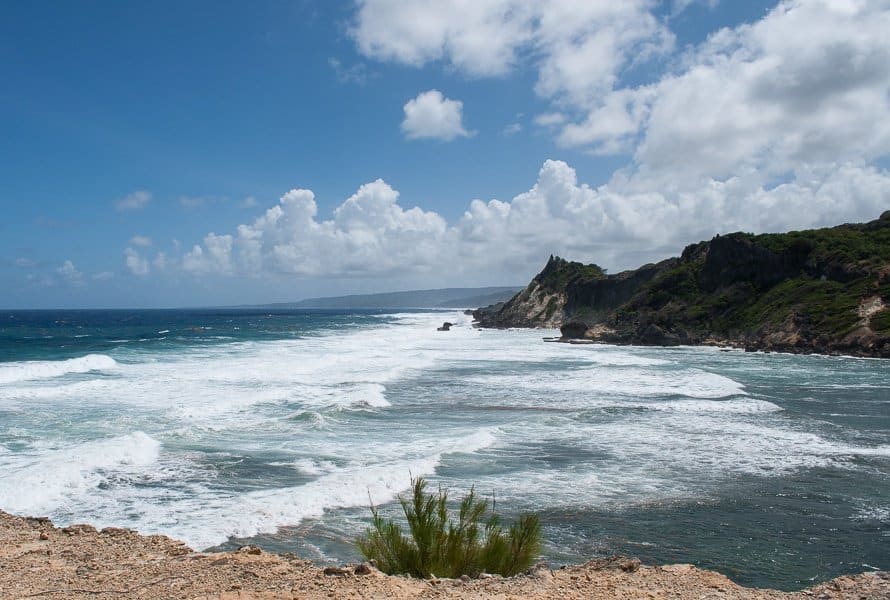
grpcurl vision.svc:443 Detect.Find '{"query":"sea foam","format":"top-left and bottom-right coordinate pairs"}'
top-left (129, 427), bottom-right (497, 550)
top-left (0, 432), bottom-right (161, 515)
top-left (0, 354), bottom-right (117, 384)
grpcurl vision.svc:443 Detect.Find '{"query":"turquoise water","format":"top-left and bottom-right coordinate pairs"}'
top-left (0, 309), bottom-right (887, 590)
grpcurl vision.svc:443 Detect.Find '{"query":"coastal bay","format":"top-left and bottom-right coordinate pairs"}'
top-left (0, 309), bottom-right (887, 592)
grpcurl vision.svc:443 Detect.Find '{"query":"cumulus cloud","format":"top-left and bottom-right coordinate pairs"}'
top-left (627, 0), bottom-right (890, 185)
top-left (531, 2), bottom-right (672, 109)
top-left (92, 271), bottom-right (115, 281)
top-left (351, 0), bottom-right (535, 77)
top-left (14, 257), bottom-right (36, 268)
top-left (173, 159), bottom-right (890, 282)
top-left (401, 90), bottom-right (472, 141)
top-left (182, 181), bottom-right (448, 277)
top-left (353, 1), bottom-right (672, 113)
top-left (454, 160), bottom-right (890, 271)
top-left (56, 260), bottom-right (84, 286)
top-left (115, 190), bottom-right (151, 211)
top-left (182, 233), bottom-right (235, 275)
top-left (143, 1), bottom-right (890, 286)
top-left (353, 0), bottom-right (890, 176)
top-left (560, 0), bottom-right (890, 176)
top-left (124, 247), bottom-right (150, 276)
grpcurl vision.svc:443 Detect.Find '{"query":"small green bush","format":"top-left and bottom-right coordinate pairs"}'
top-left (356, 477), bottom-right (541, 579)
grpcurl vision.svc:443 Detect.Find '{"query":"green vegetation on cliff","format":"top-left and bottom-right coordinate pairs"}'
top-left (534, 255), bottom-right (605, 291)
top-left (475, 212), bottom-right (890, 357)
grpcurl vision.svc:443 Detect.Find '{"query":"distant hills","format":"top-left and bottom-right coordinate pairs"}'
top-left (258, 287), bottom-right (521, 310)
top-left (475, 212), bottom-right (890, 358)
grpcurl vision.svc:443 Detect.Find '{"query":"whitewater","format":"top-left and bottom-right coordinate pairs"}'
top-left (0, 308), bottom-right (887, 589)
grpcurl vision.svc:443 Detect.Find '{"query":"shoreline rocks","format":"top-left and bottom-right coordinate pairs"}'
top-left (1, 511), bottom-right (887, 599)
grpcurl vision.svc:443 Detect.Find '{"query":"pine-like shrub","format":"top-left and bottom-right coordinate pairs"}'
top-left (356, 477), bottom-right (541, 578)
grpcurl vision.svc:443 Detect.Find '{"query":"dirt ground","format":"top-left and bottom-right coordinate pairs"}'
top-left (1, 511), bottom-right (886, 599)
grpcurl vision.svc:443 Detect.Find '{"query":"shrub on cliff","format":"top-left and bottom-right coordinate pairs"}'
top-left (356, 477), bottom-right (541, 579)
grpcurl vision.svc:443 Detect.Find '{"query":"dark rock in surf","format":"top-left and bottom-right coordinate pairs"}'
top-left (560, 321), bottom-right (588, 340)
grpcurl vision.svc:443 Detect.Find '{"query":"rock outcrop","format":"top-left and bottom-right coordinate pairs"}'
top-left (473, 255), bottom-right (668, 329)
top-left (474, 213), bottom-right (890, 358)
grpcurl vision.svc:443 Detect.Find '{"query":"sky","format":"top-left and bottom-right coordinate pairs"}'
top-left (1, 0), bottom-right (889, 308)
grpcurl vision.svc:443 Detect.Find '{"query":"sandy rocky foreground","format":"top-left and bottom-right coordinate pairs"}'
top-left (1, 512), bottom-right (886, 599)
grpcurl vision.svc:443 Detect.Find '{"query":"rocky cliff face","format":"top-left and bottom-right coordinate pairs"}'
top-left (473, 256), bottom-right (668, 328)
top-left (474, 212), bottom-right (890, 358)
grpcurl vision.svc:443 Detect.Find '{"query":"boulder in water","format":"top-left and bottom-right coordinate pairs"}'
top-left (560, 321), bottom-right (588, 339)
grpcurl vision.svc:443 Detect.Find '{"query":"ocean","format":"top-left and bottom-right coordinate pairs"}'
top-left (0, 308), bottom-right (887, 589)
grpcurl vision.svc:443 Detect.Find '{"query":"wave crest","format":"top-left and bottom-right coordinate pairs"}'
top-left (0, 354), bottom-right (117, 384)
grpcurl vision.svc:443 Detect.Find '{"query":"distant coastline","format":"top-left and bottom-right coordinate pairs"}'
top-left (235, 286), bottom-right (521, 310)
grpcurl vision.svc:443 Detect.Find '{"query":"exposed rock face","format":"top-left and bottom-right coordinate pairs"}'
top-left (473, 255), bottom-right (667, 329)
top-left (437, 322), bottom-right (454, 331)
top-left (474, 214), bottom-right (890, 358)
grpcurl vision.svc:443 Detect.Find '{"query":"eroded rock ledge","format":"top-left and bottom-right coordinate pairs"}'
top-left (1, 511), bottom-right (886, 599)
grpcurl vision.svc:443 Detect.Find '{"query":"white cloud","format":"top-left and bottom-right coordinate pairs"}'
top-left (144, 1), bottom-right (890, 287)
top-left (115, 190), bottom-right (151, 211)
top-left (534, 112), bottom-right (567, 127)
top-left (531, 1), bottom-right (672, 109)
top-left (241, 196), bottom-right (258, 208)
top-left (182, 233), bottom-right (235, 275)
top-left (556, 87), bottom-right (656, 154)
top-left (627, 0), bottom-right (890, 185)
top-left (129, 235), bottom-right (152, 247)
top-left (456, 160), bottom-right (890, 271)
top-left (56, 260), bottom-right (84, 286)
top-left (14, 257), bottom-right (36, 268)
top-left (671, 0), bottom-right (719, 16)
top-left (353, 0), bottom-right (890, 181)
top-left (401, 90), bottom-right (472, 141)
top-left (92, 271), bottom-right (114, 281)
top-left (181, 181), bottom-right (448, 277)
top-left (502, 122), bottom-right (522, 135)
top-left (172, 159), bottom-right (890, 283)
top-left (351, 0), bottom-right (534, 77)
top-left (353, 1), bottom-right (672, 116)
top-left (124, 247), bottom-right (150, 276)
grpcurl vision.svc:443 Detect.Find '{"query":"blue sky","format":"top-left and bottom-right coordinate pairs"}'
top-left (2, 1), bottom-right (888, 308)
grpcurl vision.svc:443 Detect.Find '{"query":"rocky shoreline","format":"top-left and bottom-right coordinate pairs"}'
top-left (542, 321), bottom-right (890, 359)
top-left (473, 213), bottom-right (890, 359)
top-left (1, 511), bottom-right (887, 599)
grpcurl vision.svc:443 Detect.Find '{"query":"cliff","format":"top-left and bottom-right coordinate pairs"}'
top-left (473, 256), bottom-right (671, 328)
top-left (474, 212), bottom-right (890, 358)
